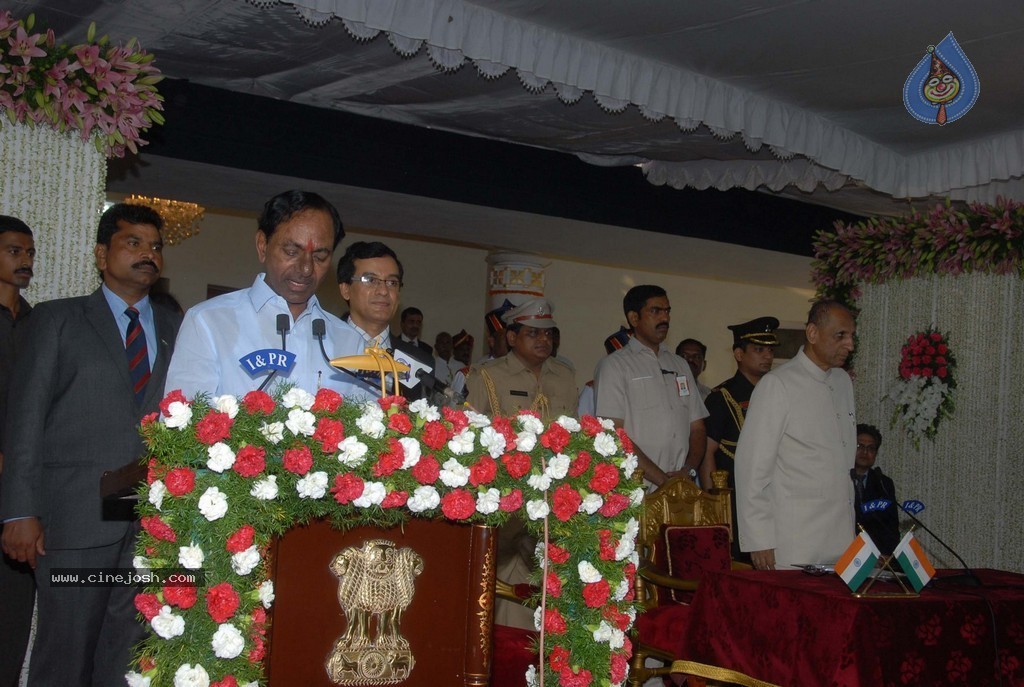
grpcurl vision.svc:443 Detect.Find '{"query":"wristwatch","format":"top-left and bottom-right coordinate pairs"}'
top-left (685, 467), bottom-right (698, 481)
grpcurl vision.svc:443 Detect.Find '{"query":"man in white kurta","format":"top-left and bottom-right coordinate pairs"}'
top-left (735, 301), bottom-right (857, 570)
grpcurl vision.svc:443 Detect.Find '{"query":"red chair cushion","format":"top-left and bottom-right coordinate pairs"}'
top-left (635, 603), bottom-right (691, 654)
top-left (491, 624), bottom-right (537, 687)
top-left (656, 525), bottom-right (731, 604)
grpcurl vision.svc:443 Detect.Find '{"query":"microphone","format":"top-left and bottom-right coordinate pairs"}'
top-left (312, 319), bottom-right (386, 397)
top-left (897, 497), bottom-right (981, 587)
top-left (257, 315), bottom-right (291, 392)
top-left (387, 347), bottom-right (432, 389)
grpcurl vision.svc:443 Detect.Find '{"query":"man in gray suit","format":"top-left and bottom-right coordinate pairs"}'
top-left (0, 203), bottom-right (181, 686)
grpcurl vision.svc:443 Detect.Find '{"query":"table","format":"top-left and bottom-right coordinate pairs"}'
top-left (674, 568), bottom-right (1024, 687)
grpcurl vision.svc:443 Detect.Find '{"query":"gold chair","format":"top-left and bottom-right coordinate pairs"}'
top-left (629, 471), bottom-right (747, 687)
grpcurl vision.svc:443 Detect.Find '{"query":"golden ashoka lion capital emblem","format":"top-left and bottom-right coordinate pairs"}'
top-left (325, 539), bottom-right (424, 685)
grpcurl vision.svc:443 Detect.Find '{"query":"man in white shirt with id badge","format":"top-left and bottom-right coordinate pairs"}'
top-left (593, 285), bottom-right (708, 487)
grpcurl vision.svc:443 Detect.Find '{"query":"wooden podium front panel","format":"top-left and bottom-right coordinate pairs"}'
top-left (267, 518), bottom-right (496, 687)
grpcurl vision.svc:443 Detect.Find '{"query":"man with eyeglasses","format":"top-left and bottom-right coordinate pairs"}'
top-left (676, 338), bottom-right (712, 401)
top-left (165, 190), bottom-right (365, 399)
top-left (336, 241), bottom-right (434, 401)
top-left (851, 424), bottom-right (900, 555)
top-left (594, 285), bottom-right (708, 488)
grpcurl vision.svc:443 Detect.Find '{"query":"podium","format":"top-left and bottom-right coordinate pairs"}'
top-left (266, 518), bottom-right (497, 686)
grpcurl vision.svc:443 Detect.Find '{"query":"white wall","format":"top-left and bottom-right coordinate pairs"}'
top-left (160, 210), bottom-right (815, 389)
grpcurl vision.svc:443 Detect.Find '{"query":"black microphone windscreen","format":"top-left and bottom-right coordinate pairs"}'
top-left (276, 314), bottom-right (290, 334)
top-left (312, 318), bottom-right (326, 337)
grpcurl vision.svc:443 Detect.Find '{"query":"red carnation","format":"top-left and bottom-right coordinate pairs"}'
top-left (211, 677), bottom-right (238, 687)
top-left (311, 387), bottom-right (343, 413)
top-left (547, 543), bottom-right (571, 564)
top-left (938, 343), bottom-right (948, 355)
top-left (164, 467), bottom-right (196, 496)
top-left (146, 458), bottom-right (164, 485)
top-left (141, 515), bottom-right (176, 543)
top-left (312, 417), bottom-right (345, 454)
top-left (139, 656), bottom-right (156, 672)
top-left (141, 412), bottom-right (158, 426)
top-left (332, 472), bottom-right (365, 505)
top-left (159, 389), bottom-right (188, 417)
top-left (373, 438), bottom-right (405, 478)
top-left (226, 524), bottom-right (256, 554)
top-left (930, 332), bottom-right (943, 342)
top-left (540, 423), bottom-right (570, 454)
top-left (381, 491), bottom-right (409, 508)
top-left (599, 492), bottom-right (630, 518)
top-left (441, 489), bottom-right (476, 520)
top-left (567, 450), bottom-right (592, 478)
top-left (233, 445), bottom-right (266, 478)
top-left (582, 579), bottom-right (611, 608)
top-left (559, 667), bottom-right (592, 687)
top-left (922, 368), bottom-right (933, 377)
top-left (490, 415), bottom-right (517, 450)
top-left (543, 607), bottom-right (568, 635)
top-left (195, 410), bottom-right (233, 445)
top-left (549, 645), bottom-right (571, 672)
top-left (589, 462), bottom-right (620, 494)
top-left (411, 454), bottom-right (441, 484)
top-left (499, 489), bottom-right (524, 512)
top-left (205, 582), bottom-right (240, 623)
top-left (164, 584), bottom-right (197, 609)
top-left (242, 390), bottom-right (275, 415)
top-left (134, 593), bottom-right (162, 621)
top-left (615, 427), bottom-right (635, 455)
top-left (283, 445), bottom-right (314, 475)
top-left (598, 529), bottom-right (617, 561)
top-left (248, 636), bottom-right (266, 663)
top-left (501, 452), bottom-right (532, 479)
top-left (610, 653), bottom-right (628, 683)
top-left (579, 415), bottom-right (603, 437)
top-left (442, 406), bottom-right (469, 433)
top-left (938, 366), bottom-right (948, 378)
top-left (377, 395), bottom-right (407, 412)
top-left (603, 605), bottom-right (632, 631)
top-left (469, 455), bottom-right (498, 486)
top-left (421, 421), bottom-right (450, 450)
top-left (388, 413), bottom-right (413, 435)
top-left (551, 483), bottom-right (582, 522)
top-left (545, 570), bottom-right (562, 598)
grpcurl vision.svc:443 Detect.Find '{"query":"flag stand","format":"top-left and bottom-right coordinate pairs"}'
top-left (851, 555), bottom-right (918, 598)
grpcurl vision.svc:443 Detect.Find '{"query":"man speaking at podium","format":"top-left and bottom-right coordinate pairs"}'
top-left (165, 190), bottom-right (365, 399)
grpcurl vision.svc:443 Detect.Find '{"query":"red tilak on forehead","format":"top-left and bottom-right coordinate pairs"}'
top-left (304, 239), bottom-right (315, 253)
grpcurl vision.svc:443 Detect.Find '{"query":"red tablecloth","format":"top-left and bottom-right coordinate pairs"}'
top-left (676, 568), bottom-right (1024, 687)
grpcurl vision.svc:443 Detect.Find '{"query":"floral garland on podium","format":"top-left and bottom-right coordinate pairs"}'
top-left (129, 388), bottom-right (641, 687)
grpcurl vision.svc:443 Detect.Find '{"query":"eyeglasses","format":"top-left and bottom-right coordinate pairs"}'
top-left (856, 443), bottom-right (878, 453)
top-left (353, 274), bottom-right (401, 290)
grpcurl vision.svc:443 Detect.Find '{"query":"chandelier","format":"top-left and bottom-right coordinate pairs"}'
top-left (124, 195), bottom-right (205, 246)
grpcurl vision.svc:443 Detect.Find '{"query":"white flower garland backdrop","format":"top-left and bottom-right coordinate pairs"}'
top-left (855, 274), bottom-right (1024, 572)
top-left (0, 123), bottom-right (106, 302)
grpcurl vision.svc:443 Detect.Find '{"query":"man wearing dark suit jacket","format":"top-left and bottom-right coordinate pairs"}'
top-left (397, 306), bottom-right (433, 356)
top-left (0, 203), bottom-right (181, 686)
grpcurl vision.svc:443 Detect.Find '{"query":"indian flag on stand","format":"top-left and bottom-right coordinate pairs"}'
top-left (893, 531), bottom-right (936, 592)
top-left (835, 531), bottom-right (881, 590)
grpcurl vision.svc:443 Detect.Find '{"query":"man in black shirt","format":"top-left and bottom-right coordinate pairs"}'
top-left (851, 423), bottom-right (901, 555)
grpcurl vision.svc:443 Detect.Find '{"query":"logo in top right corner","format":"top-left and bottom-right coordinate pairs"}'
top-left (903, 32), bottom-right (980, 126)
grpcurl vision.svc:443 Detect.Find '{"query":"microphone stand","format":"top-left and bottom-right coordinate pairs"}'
top-left (257, 314), bottom-right (290, 392)
top-left (312, 319), bottom-right (388, 397)
top-left (899, 504), bottom-right (982, 587)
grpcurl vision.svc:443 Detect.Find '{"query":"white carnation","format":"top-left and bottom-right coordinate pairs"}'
top-left (527, 474), bottom-right (551, 491)
top-left (555, 415), bottom-right (581, 432)
top-left (296, 471), bottom-right (329, 499)
top-left (197, 487), bottom-right (228, 521)
top-left (599, 417), bottom-right (615, 430)
top-left (408, 398), bottom-right (440, 421)
top-left (337, 436), bottom-right (369, 467)
top-left (515, 431), bottom-right (537, 452)
top-left (593, 432), bottom-right (618, 457)
top-left (250, 475), bottom-right (279, 500)
top-left (353, 481), bottom-right (386, 507)
top-left (148, 480), bottom-right (166, 510)
top-left (259, 421), bottom-right (285, 444)
top-left (476, 488), bottom-right (501, 515)
top-left (517, 414), bottom-right (544, 435)
top-left (164, 401), bottom-right (192, 429)
top-left (211, 623), bottom-right (245, 659)
top-left (125, 671), bottom-right (151, 687)
top-left (133, 555), bottom-right (150, 572)
top-left (581, 493), bottom-right (604, 514)
top-left (259, 579), bottom-right (275, 608)
top-left (285, 408), bottom-right (316, 436)
top-left (281, 387), bottom-right (315, 410)
top-left (172, 663), bottom-right (209, 687)
top-left (151, 605), bottom-right (184, 639)
top-left (206, 442), bottom-right (236, 472)
top-left (630, 487), bottom-right (645, 506)
top-left (578, 560), bottom-right (602, 583)
top-left (397, 437), bottom-right (422, 468)
top-left (231, 545), bottom-right (260, 576)
top-left (212, 394), bottom-right (239, 419)
top-left (612, 576), bottom-right (630, 601)
top-left (407, 486), bottom-right (440, 513)
top-left (355, 414), bottom-right (386, 439)
top-left (360, 401), bottom-right (385, 422)
top-left (478, 426), bottom-right (506, 459)
top-left (178, 544), bottom-right (205, 570)
top-left (465, 410), bottom-right (491, 428)
top-left (447, 428), bottom-right (475, 455)
top-left (525, 500), bottom-right (549, 520)
top-left (440, 458), bottom-right (471, 487)
top-left (525, 664), bottom-right (539, 687)
top-left (545, 454), bottom-right (571, 480)
top-left (593, 620), bottom-right (626, 649)
top-left (621, 453), bottom-right (639, 478)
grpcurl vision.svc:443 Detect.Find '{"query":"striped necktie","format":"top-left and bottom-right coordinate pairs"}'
top-left (125, 306), bottom-right (151, 404)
